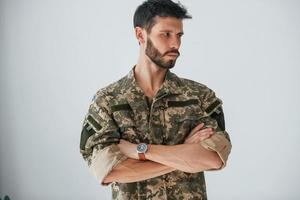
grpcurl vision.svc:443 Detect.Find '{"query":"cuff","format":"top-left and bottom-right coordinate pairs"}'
top-left (200, 132), bottom-right (232, 169)
top-left (88, 144), bottom-right (127, 186)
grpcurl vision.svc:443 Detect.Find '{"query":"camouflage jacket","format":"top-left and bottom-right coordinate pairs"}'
top-left (80, 68), bottom-right (232, 200)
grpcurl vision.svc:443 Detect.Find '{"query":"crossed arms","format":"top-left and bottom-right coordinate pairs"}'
top-left (103, 123), bottom-right (228, 184)
top-left (81, 91), bottom-right (232, 186)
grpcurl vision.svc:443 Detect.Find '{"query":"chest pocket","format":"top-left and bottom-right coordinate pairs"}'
top-left (164, 99), bottom-right (205, 144)
top-left (111, 103), bottom-right (141, 143)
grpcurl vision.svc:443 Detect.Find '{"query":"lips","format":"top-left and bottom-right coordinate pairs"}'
top-left (164, 50), bottom-right (180, 57)
top-left (166, 53), bottom-right (179, 56)
top-left (165, 52), bottom-right (180, 58)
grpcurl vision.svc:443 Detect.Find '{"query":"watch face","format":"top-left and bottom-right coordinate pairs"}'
top-left (137, 143), bottom-right (147, 153)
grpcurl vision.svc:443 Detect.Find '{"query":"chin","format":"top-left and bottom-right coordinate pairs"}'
top-left (166, 60), bottom-right (176, 68)
top-left (159, 63), bottom-right (176, 69)
top-left (163, 59), bottom-right (177, 68)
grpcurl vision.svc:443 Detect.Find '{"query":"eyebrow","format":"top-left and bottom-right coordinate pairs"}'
top-left (159, 30), bottom-right (184, 35)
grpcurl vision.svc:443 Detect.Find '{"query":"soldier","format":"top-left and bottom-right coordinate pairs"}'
top-left (80, 0), bottom-right (232, 199)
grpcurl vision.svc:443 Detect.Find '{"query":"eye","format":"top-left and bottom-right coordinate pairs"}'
top-left (177, 33), bottom-right (184, 38)
top-left (163, 32), bottom-right (171, 37)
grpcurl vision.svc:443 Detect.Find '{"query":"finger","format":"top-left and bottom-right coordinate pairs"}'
top-left (200, 133), bottom-right (213, 138)
top-left (188, 132), bottom-right (209, 141)
top-left (186, 129), bottom-right (211, 141)
top-left (198, 131), bottom-right (210, 137)
top-left (190, 123), bottom-right (205, 135)
top-left (199, 127), bottom-right (213, 132)
top-left (188, 134), bottom-right (208, 143)
top-left (196, 127), bottom-right (212, 136)
top-left (198, 129), bottom-right (213, 136)
top-left (185, 132), bottom-right (200, 143)
top-left (194, 131), bottom-right (213, 141)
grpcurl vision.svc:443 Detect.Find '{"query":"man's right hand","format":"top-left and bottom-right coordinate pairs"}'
top-left (184, 123), bottom-right (213, 144)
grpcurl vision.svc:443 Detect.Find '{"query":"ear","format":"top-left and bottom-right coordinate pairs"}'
top-left (135, 27), bottom-right (145, 45)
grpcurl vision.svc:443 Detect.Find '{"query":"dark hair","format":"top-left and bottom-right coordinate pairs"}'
top-left (133, 0), bottom-right (192, 32)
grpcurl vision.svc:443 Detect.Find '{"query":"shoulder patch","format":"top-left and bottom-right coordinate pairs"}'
top-left (205, 98), bottom-right (222, 116)
top-left (87, 115), bottom-right (102, 131)
top-left (80, 123), bottom-right (95, 151)
top-left (80, 115), bottom-right (103, 151)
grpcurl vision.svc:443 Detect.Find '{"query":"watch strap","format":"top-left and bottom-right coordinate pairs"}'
top-left (138, 152), bottom-right (146, 161)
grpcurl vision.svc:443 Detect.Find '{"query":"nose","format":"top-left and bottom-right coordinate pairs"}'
top-left (170, 36), bottom-right (181, 50)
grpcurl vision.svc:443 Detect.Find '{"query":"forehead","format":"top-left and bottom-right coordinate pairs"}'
top-left (150, 16), bottom-right (183, 33)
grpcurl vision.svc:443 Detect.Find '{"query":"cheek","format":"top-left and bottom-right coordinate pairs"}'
top-left (154, 42), bottom-right (164, 50)
top-left (154, 38), bottom-right (168, 48)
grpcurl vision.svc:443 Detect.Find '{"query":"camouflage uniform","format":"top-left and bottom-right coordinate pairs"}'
top-left (80, 67), bottom-right (232, 200)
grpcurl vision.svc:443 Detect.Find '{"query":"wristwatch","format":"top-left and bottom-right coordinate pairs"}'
top-left (136, 143), bottom-right (148, 161)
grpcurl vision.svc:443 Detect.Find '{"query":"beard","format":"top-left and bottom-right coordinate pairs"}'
top-left (145, 38), bottom-right (180, 69)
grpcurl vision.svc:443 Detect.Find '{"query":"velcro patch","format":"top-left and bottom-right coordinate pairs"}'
top-left (205, 98), bottom-right (222, 116)
top-left (111, 104), bottom-right (132, 112)
top-left (80, 123), bottom-right (96, 150)
top-left (167, 99), bottom-right (198, 107)
top-left (87, 115), bottom-right (102, 131)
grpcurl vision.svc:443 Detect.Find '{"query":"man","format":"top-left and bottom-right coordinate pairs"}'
top-left (80, 0), bottom-right (232, 199)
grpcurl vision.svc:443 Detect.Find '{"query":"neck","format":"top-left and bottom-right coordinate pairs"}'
top-left (134, 54), bottom-right (168, 98)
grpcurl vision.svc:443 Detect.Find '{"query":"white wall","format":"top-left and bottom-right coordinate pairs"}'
top-left (0, 0), bottom-right (299, 199)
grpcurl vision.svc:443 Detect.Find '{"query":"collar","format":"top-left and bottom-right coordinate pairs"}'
top-left (123, 66), bottom-right (183, 98)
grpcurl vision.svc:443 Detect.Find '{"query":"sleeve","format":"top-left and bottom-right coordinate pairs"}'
top-left (199, 88), bottom-right (232, 169)
top-left (80, 92), bottom-right (127, 185)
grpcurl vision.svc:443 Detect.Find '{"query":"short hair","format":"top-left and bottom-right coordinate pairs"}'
top-left (133, 0), bottom-right (192, 33)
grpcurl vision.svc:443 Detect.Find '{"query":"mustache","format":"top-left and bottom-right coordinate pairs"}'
top-left (163, 50), bottom-right (180, 56)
